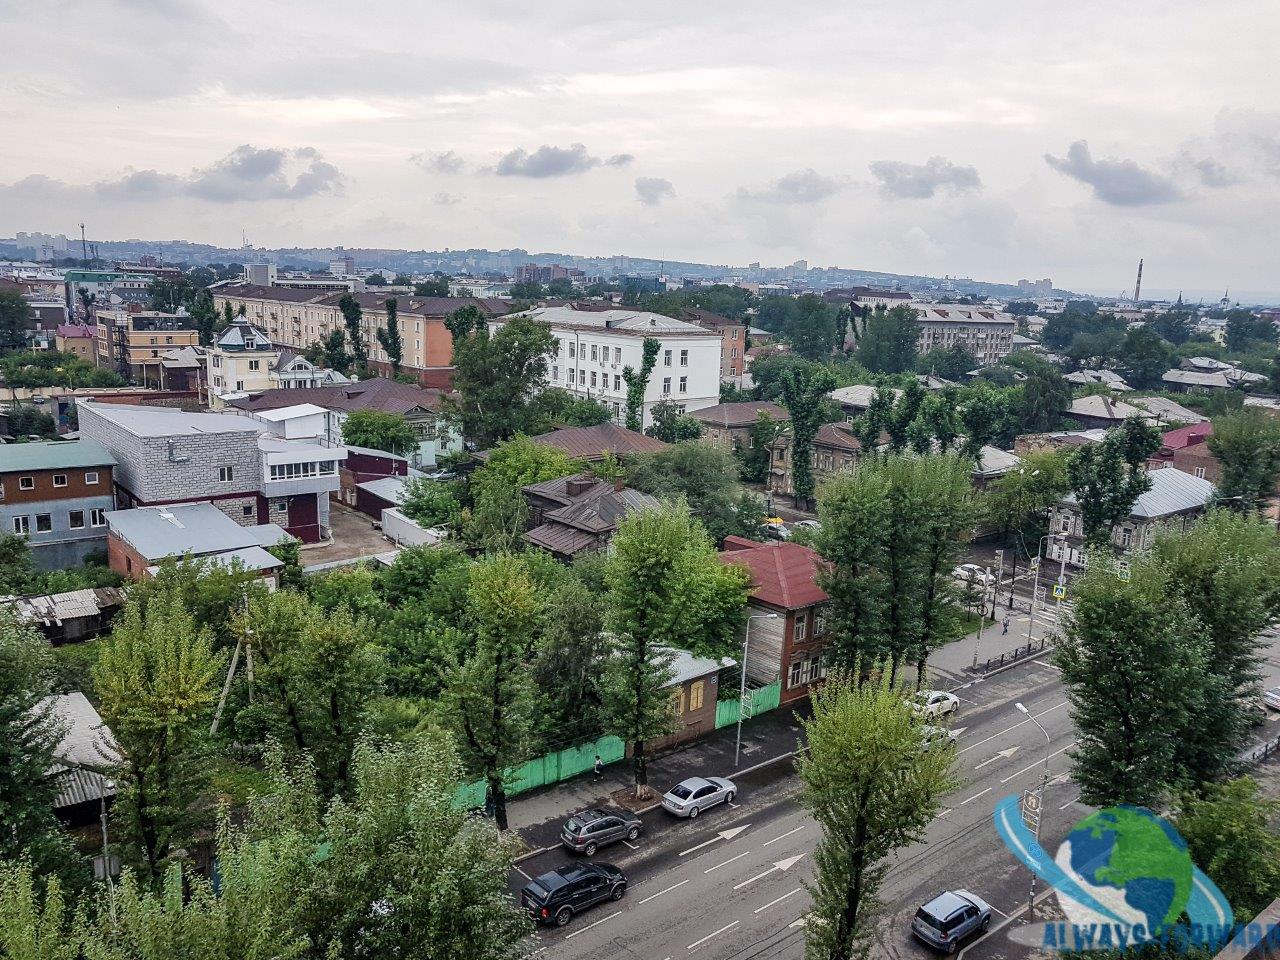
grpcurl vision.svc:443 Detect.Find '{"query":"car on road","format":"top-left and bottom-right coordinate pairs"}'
top-left (560, 807), bottom-right (642, 856)
top-left (920, 724), bottom-right (959, 752)
top-left (1264, 685), bottom-right (1280, 712)
top-left (911, 690), bottom-right (959, 719)
top-left (911, 889), bottom-right (992, 952)
top-left (661, 776), bottom-right (737, 818)
top-left (952, 563), bottom-right (994, 586)
top-left (521, 862), bottom-right (627, 927)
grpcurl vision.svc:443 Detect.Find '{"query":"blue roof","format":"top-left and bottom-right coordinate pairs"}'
top-left (0, 440), bottom-right (117, 472)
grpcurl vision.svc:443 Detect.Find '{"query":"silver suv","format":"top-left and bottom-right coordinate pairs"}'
top-left (560, 808), bottom-right (642, 856)
top-left (911, 890), bottom-right (992, 952)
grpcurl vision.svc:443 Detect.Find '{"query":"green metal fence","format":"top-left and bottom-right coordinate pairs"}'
top-left (455, 734), bottom-right (626, 809)
top-left (713, 679), bottom-right (783, 730)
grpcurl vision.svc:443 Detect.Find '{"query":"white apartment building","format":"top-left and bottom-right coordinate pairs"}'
top-left (500, 307), bottom-right (723, 428)
top-left (912, 304), bottom-right (1016, 366)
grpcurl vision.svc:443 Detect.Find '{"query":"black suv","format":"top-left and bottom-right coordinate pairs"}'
top-left (560, 808), bottom-right (643, 855)
top-left (521, 862), bottom-right (627, 927)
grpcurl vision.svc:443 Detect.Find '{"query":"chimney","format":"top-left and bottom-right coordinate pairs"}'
top-left (566, 476), bottom-right (594, 497)
top-left (613, 475), bottom-right (624, 492)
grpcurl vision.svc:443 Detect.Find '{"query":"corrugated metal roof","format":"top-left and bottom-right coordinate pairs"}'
top-left (828, 384), bottom-right (902, 409)
top-left (0, 439), bottom-right (117, 472)
top-left (356, 475), bottom-right (411, 505)
top-left (80, 401), bottom-right (262, 438)
top-left (1063, 467), bottom-right (1216, 518)
top-left (692, 401), bottom-right (790, 428)
top-left (106, 503), bottom-right (290, 560)
top-left (662, 647), bottom-right (736, 688)
top-left (719, 538), bottom-right (829, 610)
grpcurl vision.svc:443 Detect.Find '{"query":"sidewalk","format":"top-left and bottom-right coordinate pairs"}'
top-left (506, 705), bottom-right (805, 849)
top-left (928, 598), bottom-right (1064, 686)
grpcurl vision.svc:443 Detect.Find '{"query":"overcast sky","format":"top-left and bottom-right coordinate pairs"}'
top-left (2, 0), bottom-right (1277, 298)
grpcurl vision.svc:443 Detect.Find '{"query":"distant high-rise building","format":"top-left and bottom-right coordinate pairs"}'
top-left (244, 263), bottom-right (277, 286)
top-left (793, 259), bottom-right (808, 273)
top-left (1016, 278), bottom-right (1053, 297)
top-left (328, 256), bottom-right (356, 277)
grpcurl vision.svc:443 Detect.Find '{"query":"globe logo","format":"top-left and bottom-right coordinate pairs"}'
top-left (1053, 806), bottom-right (1192, 937)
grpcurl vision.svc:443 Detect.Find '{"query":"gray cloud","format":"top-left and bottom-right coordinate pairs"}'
top-left (1044, 140), bottom-right (1180, 206)
top-left (413, 150), bottom-right (467, 174)
top-left (736, 168), bottom-right (844, 204)
top-left (634, 176), bottom-right (675, 206)
top-left (1191, 157), bottom-right (1235, 188)
top-left (868, 156), bottom-right (981, 199)
top-left (432, 192), bottom-right (463, 205)
top-left (87, 145), bottom-right (345, 202)
top-left (494, 143), bottom-right (633, 178)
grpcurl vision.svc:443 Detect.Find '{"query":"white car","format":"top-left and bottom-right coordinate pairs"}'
top-left (920, 725), bottom-right (959, 752)
top-left (912, 690), bottom-right (960, 719)
top-left (952, 564), bottom-right (993, 586)
top-left (1263, 686), bottom-right (1280, 712)
top-left (661, 776), bottom-right (737, 818)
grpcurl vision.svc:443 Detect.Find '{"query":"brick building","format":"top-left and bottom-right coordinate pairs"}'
top-left (105, 503), bottom-right (289, 582)
top-left (0, 440), bottom-right (117, 569)
top-left (1147, 422), bottom-right (1220, 483)
top-left (679, 308), bottom-right (748, 381)
top-left (94, 310), bottom-right (200, 385)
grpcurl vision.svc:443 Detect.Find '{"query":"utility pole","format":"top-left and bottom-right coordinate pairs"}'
top-left (971, 565), bottom-right (993, 669)
top-left (992, 549), bottom-right (1005, 618)
top-left (1016, 702), bottom-right (1052, 921)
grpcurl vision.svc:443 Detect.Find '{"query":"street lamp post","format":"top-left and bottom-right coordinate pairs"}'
top-left (735, 613), bottom-right (779, 767)
top-left (1015, 702), bottom-right (1052, 921)
top-left (971, 565), bottom-right (994, 670)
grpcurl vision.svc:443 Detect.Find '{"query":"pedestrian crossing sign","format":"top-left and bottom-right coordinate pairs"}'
top-left (1052, 584), bottom-right (1067, 600)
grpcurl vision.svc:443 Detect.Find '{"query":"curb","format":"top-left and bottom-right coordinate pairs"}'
top-left (949, 645), bottom-right (1055, 691)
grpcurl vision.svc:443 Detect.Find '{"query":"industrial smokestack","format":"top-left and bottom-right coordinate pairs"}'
top-left (1134, 258), bottom-right (1144, 303)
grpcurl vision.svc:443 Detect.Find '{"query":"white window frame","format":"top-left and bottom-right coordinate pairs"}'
top-left (18, 476), bottom-right (34, 491)
top-left (12, 516), bottom-right (30, 535)
top-left (52, 474), bottom-right (67, 488)
top-left (90, 508), bottom-right (106, 527)
top-left (679, 376), bottom-right (688, 393)
top-left (68, 510), bottom-right (85, 530)
top-left (663, 349), bottom-right (672, 366)
top-left (218, 466), bottom-right (235, 483)
top-left (35, 513), bottom-right (52, 533)
top-left (662, 377), bottom-right (671, 395)
top-left (85, 471), bottom-right (99, 485)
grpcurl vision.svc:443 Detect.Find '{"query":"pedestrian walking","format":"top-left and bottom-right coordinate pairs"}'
top-left (593, 755), bottom-right (603, 781)
top-left (1002, 616), bottom-right (1010, 635)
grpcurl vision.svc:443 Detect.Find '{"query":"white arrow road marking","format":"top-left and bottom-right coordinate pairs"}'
top-left (704, 851), bottom-right (750, 874)
top-left (957, 701), bottom-right (1068, 755)
top-left (975, 746), bottom-right (1020, 769)
top-left (733, 855), bottom-right (805, 891)
top-left (639, 878), bottom-right (690, 905)
top-left (565, 910), bottom-right (621, 940)
top-left (789, 916), bottom-right (808, 928)
top-left (951, 727), bottom-right (968, 737)
top-left (762, 825), bottom-right (805, 847)
top-left (678, 824), bottom-right (750, 857)
top-left (687, 920), bottom-right (739, 951)
top-left (754, 887), bottom-right (803, 914)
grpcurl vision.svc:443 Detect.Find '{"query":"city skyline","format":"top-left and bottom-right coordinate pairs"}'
top-left (1, 0), bottom-right (1276, 297)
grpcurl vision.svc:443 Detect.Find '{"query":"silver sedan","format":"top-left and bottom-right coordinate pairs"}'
top-left (660, 776), bottom-right (737, 818)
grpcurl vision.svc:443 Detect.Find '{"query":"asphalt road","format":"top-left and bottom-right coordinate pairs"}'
top-left (518, 634), bottom-right (1280, 960)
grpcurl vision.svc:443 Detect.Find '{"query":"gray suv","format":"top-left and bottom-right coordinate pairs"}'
top-left (911, 890), bottom-right (992, 952)
top-left (561, 808), bottom-right (643, 856)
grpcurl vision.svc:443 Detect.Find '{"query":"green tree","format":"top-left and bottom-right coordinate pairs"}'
top-left (917, 345), bottom-right (977, 382)
top-left (982, 450), bottom-right (1071, 550)
top-left (365, 273), bottom-right (387, 286)
top-left (446, 309), bottom-right (558, 447)
top-left (1117, 325), bottom-right (1177, 389)
top-left (189, 289), bottom-right (217, 346)
top-left (0, 287), bottom-right (32, 354)
top-left (785, 295), bottom-right (839, 360)
top-left (1176, 778), bottom-right (1280, 923)
top-left (737, 411), bottom-right (787, 484)
top-left (375, 296), bottom-right (404, 377)
top-left (441, 554), bottom-right (539, 830)
top-left (645, 398), bottom-right (703, 442)
top-left (337, 293), bottom-right (367, 370)
top-left (1066, 418), bottom-right (1161, 546)
top-left (399, 477), bottom-right (463, 529)
top-left (1016, 355), bottom-right (1072, 433)
top-left (1147, 310), bottom-right (1194, 346)
top-left (463, 476), bottom-right (530, 554)
top-left (532, 568), bottom-right (610, 747)
top-left (1207, 410), bottom-right (1280, 512)
top-left (622, 337), bottom-right (661, 431)
top-left (1225, 309), bottom-right (1274, 353)
top-left (413, 276), bottom-right (450, 297)
top-left (92, 587), bottom-right (222, 878)
top-left (321, 328), bottom-right (352, 375)
top-left (472, 434), bottom-right (582, 498)
top-left (1055, 555), bottom-right (1211, 808)
top-left (625, 442), bottom-right (765, 543)
top-left (525, 387), bottom-right (610, 431)
top-left (798, 669), bottom-right (957, 960)
top-left (0, 863), bottom-right (80, 960)
top-left (778, 362), bottom-right (838, 503)
top-left (856, 304), bottom-right (920, 374)
top-left (341, 408), bottom-right (417, 455)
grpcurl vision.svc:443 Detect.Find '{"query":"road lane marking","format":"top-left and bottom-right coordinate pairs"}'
top-left (704, 851), bottom-right (750, 874)
top-left (639, 878), bottom-right (690, 905)
top-left (755, 887), bottom-right (803, 914)
top-left (733, 855), bottom-right (804, 890)
top-left (1059, 796), bottom-right (1081, 811)
top-left (956, 701), bottom-right (1068, 755)
top-left (999, 742), bottom-right (1076, 784)
top-left (514, 866), bottom-right (533, 880)
top-left (678, 824), bottom-right (751, 857)
top-left (728, 801), bottom-right (740, 808)
top-left (762, 826), bottom-right (805, 847)
top-left (687, 920), bottom-right (739, 951)
top-left (975, 746), bottom-right (1019, 769)
top-left (934, 808), bottom-right (952, 820)
top-left (565, 910), bottom-right (621, 940)
top-left (989, 903), bottom-right (1011, 918)
top-left (622, 840), bottom-right (638, 850)
top-left (959, 787), bottom-right (992, 805)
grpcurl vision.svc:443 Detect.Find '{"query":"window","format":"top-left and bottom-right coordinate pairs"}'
top-left (794, 616), bottom-right (807, 642)
top-left (679, 376), bottom-right (687, 393)
top-left (85, 471), bottom-right (99, 485)
top-left (689, 680), bottom-right (704, 711)
top-left (269, 461), bottom-right (331, 480)
top-left (249, 359), bottom-right (260, 371)
top-left (731, 347), bottom-right (738, 359)
top-left (273, 499), bottom-right (288, 513)
top-left (591, 344), bottom-right (598, 361)
top-left (614, 374), bottom-right (622, 391)
top-left (242, 505), bottom-right (255, 518)
top-left (663, 349), bottom-right (672, 366)
top-left (52, 474), bottom-right (67, 487)
top-left (125, 556), bottom-right (132, 573)
top-left (662, 377), bottom-right (671, 395)
top-left (789, 658), bottom-right (804, 688)
top-left (590, 371), bottom-right (598, 388)
top-left (672, 684), bottom-right (686, 716)
top-left (814, 608), bottom-right (828, 635)
top-left (679, 349), bottom-right (688, 366)
top-left (1120, 527), bottom-right (1132, 548)
top-left (35, 514), bottom-right (52, 533)
top-left (12, 516), bottom-right (30, 535)
top-left (1194, 466), bottom-right (1206, 479)
top-left (568, 368), bottom-right (576, 385)
top-left (732, 328), bottom-right (739, 340)
top-left (552, 365), bottom-right (559, 380)
top-left (569, 342), bottom-right (576, 359)
top-left (218, 466), bottom-right (234, 483)
top-left (68, 510), bottom-right (85, 530)
top-left (1059, 515), bottom-right (1070, 533)
top-left (807, 656), bottom-right (824, 683)
top-left (18, 476), bottom-right (34, 490)
top-left (90, 508), bottom-right (105, 527)
top-left (614, 347), bottom-right (622, 363)
top-left (775, 447), bottom-right (785, 462)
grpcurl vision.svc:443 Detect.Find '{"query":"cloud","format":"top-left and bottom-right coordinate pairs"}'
top-left (1190, 157), bottom-right (1235, 188)
top-left (494, 143), bottom-right (633, 178)
top-left (1044, 140), bottom-right (1180, 206)
top-left (868, 156), bottom-right (981, 199)
top-left (432, 192), bottom-right (463, 205)
top-left (736, 168), bottom-right (844, 204)
top-left (412, 150), bottom-right (466, 174)
top-left (84, 145), bottom-right (346, 202)
top-left (634, 176), bottom-right (675, 206)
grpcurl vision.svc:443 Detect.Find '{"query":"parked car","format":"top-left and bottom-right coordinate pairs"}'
top-left (1263, 685), bottom-right (1280, 712)
top-left (422, 469), bottom-right (456, 481)
top-left (560, 807), bottom-right (642, 856)
top-left (911, 690), bottom-right (959, 719)
top-left (521, 862), bottom-right (627, 927)
top-left (911, 890), bottom-right (992, 952)
top-left (952, 563), bottom-right (993, 586)
top-left (920, 724), bottom-right (959, 752)
top-left (764, 518), bottom-right (788, 540)
top-left (661, 776), bottom-right (737, 818)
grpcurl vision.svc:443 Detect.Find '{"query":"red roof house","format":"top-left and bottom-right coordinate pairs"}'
top-left (720, 537), bottom-right (831, 705)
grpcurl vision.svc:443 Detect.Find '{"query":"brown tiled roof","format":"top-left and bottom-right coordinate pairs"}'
top-left (680, 307), bottom-right (742, 330)
top-left (528, 423), bottom-right (669, 461)
top-left (691, 401), bottom-right (790, 428)
top-left (814, 422), bottom-right (862, 452)
top-left (222, 284), bottom-right (507, 318)
top-left (227, 376), bottom-right (447, 414)
top-left (719, 537), bottom-right (829, 610)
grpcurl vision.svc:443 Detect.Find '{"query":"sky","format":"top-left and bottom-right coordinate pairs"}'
top-left (2, 0), bottom-right (1278, 299)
